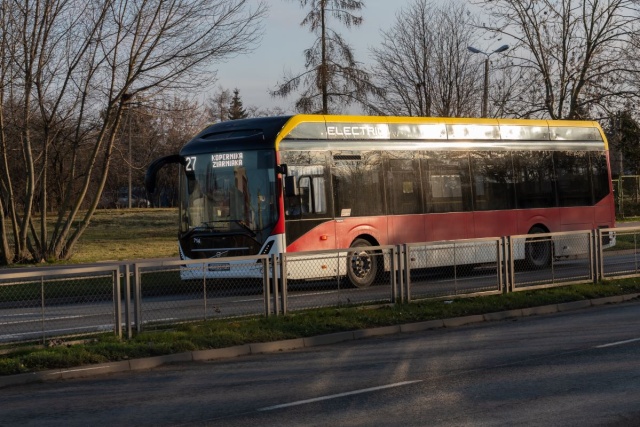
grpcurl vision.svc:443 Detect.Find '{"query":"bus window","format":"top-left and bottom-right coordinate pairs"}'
top-left (388, 157), bottom-right (421, 214)
top-left (285, 165), bottom-right (328, 217)
top-left (422, 152), bottom-right (472, 213)
top-left (513, 151), bottom-right (556, 208)
top-left (332, 151), bottom-right (385, 217)
top-left (554, 151), bottom-right (592, 206)
top-left (470, 151), bottom-right (516, 210)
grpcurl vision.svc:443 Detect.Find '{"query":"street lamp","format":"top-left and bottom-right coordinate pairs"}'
top-left (467, 44), bottom-right (509, 118)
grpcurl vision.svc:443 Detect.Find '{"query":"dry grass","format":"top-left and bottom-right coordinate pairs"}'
top-left (70, 208), bottom-right (179, 263)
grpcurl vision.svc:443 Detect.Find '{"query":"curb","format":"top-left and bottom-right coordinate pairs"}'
top-left (1, 293), bottom-right (639, 389)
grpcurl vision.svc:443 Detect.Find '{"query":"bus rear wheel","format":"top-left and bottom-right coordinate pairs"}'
top-left (525, 226), bottom-right (552, 268)
top-left (346, 239), bottom-right (378, 288)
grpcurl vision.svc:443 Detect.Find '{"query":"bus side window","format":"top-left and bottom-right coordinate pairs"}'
top-left (388, 158), bottom-right (421, 214)
top-left (513, 151), bottom-right (556, 208)
top-left (423, 152), bottom-right (472, 213)
top-left (470, 151), bottom-right (516, 210)
top-left (284, 165), bottom-right (328, 216)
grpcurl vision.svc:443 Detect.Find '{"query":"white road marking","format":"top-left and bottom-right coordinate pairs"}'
top-left (595, 337), bottom-right (640, 349)
top-left (257, 380), bottom-right (423, 412)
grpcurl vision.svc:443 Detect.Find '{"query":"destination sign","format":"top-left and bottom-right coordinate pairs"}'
top-left (211, 152), bottom-right (243, 168)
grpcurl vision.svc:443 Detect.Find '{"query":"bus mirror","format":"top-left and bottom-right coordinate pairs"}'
top-left (145, 154), bottom-right (182, 194)
top-left (284, 175), bottom-right (298, 197)
top-left (277, 164), bottom-right (288, 176)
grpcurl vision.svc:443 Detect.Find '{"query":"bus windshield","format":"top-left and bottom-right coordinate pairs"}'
top-left (179, 149), bottom-right (277, 240)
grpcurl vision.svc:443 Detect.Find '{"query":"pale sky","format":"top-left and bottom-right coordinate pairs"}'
top-left (213, 0), bottom-right (410, 112)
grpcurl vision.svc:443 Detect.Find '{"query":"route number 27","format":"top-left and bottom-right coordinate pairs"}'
top-left (185, 156), bottom-right (196, 171)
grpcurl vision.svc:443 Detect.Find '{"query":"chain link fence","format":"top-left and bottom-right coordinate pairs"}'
top-left (0, 266), bottom-right (120, 344)
top-left (402, 238), bottom-right (504, 301)
top-left (1, 227), bottom-right (638, 346)
top-left (508, 231), bottom-right (594, 291)
top-left (600, 227), bottom-right (640, 278)
top-left (133, 257), bottom-right (272, 331)
top-left (281, 246), bottom-right (397, 312)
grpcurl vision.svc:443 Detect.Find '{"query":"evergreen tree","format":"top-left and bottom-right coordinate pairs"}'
top-left (271, 0), bottom-right (380, 114)
top-left (228, 88), bottom-right (248, 120)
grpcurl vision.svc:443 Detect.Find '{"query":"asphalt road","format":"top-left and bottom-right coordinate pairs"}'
top-left (1, 300), bottom-right (639, 426)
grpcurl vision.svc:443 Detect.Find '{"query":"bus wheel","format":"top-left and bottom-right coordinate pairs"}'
top-left (346, 239), bottom-right (378, 288)
top-left (525, 227), bottom-right (551, 268)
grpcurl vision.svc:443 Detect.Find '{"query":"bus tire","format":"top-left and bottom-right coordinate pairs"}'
top-left (346, 238), bottom-right (378, 288)
top-left (525, 226), bottom-right (552, 268)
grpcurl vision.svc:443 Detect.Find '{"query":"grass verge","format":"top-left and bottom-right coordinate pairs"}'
top-left (71, 208), bottom-right (179, 263)
top-left (1, 279), bottom-right (639, 376)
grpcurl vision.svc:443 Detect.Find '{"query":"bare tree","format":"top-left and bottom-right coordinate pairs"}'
top-left (369, 0), bottom-right (481, 117)
top-left (479, 0), bottom-right (640, 120)
top-left (206, 86), bottom-right (233, 123)
top-left (270, 0), bottom-right (380, 114)
top-left (0, 0), bottom-right (267, 265)
top-left (101, 96), bottom-right (209, 208)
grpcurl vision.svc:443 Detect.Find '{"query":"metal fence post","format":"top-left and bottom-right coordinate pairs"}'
top-left (40, 275), bottom-right (46, 345)
top-left (595, 229), bottom-right (604, 282)
top-left (396, 245), bottom-right (405, 303)
top-left (590, 230), bottom-right (597, 283)
top-left (262, 257), bottom-right (271, 317)
top-left (123, 264), bottom-right (132, 339)
top-left (499, 237), bottom-right (506, 293)
top-left (273, 254), bottom-right (281, 316)
top-left (201, 264), bottom-right (207, 321)
top-left (114, 268), bottom-right (122, 339)
top-left (390, 246), bottom-right (397, 304)
top-left (280, 254), bottom-right (288, 315)
top-left (403, 244), bottom-right (411, 303)
top-left (134, 264), bottom-right (142, 333)
top-left (507, 236), bottom-right (515, 292)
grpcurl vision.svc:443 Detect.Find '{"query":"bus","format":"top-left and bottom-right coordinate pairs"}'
top-left (145, 114), bottom-right (616, 287)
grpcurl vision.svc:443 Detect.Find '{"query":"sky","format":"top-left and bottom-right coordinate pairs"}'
top-left (213, 0), bottom-right (409, 112)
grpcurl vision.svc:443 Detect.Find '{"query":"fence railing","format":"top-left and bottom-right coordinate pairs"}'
top-left (0, 227), bottom-right (635, 345)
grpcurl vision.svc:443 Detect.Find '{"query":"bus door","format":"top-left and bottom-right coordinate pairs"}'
top-left (283, 163), bottom-right (335, 252)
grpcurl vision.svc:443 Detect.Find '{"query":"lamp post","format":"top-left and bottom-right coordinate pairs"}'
top-left (122, 96), bottom-right (142, 208)
top-left (467, 44), bottom-right (509, 117)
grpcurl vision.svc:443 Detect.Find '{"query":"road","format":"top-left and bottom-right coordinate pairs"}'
top-left (1, 300), bottom-right (639, 426)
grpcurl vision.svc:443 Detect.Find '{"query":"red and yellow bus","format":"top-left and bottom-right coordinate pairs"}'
top-left (145, 115), bottom-right (616, 287)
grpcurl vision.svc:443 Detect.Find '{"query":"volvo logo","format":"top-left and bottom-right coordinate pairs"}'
top-left (214, 251), bottom-right (228, 258)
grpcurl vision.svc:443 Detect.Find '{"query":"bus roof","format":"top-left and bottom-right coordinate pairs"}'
top-left (277, 114), bottom-right (605, 144)
top-left (181, 116), bottom-right (293, 155)
top-left (180, 114), bottom-right (607, 155)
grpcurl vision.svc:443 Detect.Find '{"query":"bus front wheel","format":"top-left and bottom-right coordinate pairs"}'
top-left (346, 239), bottom-right (378, 288)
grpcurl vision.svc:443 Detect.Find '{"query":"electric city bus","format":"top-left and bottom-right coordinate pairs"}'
top-left (145, 115), bottom-right (616, 287)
